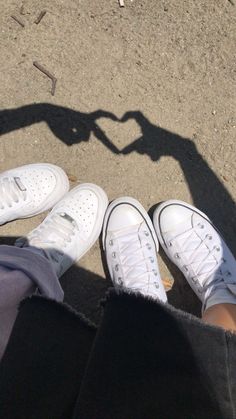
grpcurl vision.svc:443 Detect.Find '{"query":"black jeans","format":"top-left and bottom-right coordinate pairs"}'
top-left (0, 288), bottom-right (235, 419)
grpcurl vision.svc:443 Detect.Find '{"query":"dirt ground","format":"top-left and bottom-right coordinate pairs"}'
top-left (0, 0), bottom-right (235, 322)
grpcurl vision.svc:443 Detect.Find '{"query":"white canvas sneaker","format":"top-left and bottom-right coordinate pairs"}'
top-left (16, 184), bottom-right (108, 277)
top-left (153, 200), bottom-right (236, 311)
top-left (102, 197), bottom-right (167, 302)
top-left (0, 163), bottom-right (69, 225)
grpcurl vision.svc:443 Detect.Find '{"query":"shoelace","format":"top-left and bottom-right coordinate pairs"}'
top-left (28, 213), bottom-right (77, 263)
top-left (0, 177), bottom-right (27, 209)
top-left (169, 224), bottom-right (233, 296)
top-left (111, 227), bottom-right (159, 290)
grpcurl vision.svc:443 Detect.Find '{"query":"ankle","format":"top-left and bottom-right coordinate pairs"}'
top-left (202, 303), bottom-right (236, 332)
top-left (204, 285), bottom-right (236, 312)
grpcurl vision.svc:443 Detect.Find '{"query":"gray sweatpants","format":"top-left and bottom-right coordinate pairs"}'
top-left (0, 245), bottom-right (63, 360)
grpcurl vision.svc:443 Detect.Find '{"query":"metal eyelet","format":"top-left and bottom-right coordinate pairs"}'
top-left (183, 266), bottom-right (188, 272)
top-left (146, 243), bottom-right (152, 250)
top-left (115, 264), bottom-right (119, 272)
top-left (144, 231), bottom-right (149, 237)
top-left (112, 252), bottom-right (116, 258)
top-left (150, 257), bottom-right (154, 263)
top-left (175, 253), bottom-right (180, 259)
top-left (154, 282), bottom-right (159, 289)
top-left (206, 234), bottom-right (212, 240)
top-left (198, 223), bottom-right (204, 229)
top-left (109, 240), bottom-right (113, 246)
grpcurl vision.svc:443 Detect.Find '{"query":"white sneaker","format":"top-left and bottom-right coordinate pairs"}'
top-left (0, 163), bottom-right (69, 225)
top-left (16, 184), bottom-right (108, 277)
top-left (153, 200), bottom-right (236, 311)
top-left (102, 197), bottom-right (167, 302)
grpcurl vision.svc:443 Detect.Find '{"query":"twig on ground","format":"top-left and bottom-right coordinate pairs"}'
top-left (33, 61), bottom-right (57, 96)
top-left (34, 10), bottom-right (47, 24)
top-left (11, 15), bottom-right (25, 27)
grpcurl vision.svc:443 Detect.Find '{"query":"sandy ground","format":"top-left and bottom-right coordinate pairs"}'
top-left (0, 0), bottom-right (235, 322)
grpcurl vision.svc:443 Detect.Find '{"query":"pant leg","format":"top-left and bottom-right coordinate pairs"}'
top-left (74, 289), bottom-right (236, 419)
top-left (0, 245), bottom-right (63, 360)
top-left (0, 295), bottom-right (96, 419)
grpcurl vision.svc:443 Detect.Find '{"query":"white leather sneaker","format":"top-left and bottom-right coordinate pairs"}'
top-left (102, 197), bottom-right (167, 302)
top-left (153, 200), bottom-right (236, 311)
top-left (16, 184), bottom-right (108, 277)
top-left (0, 163), bottom-right (69, 225)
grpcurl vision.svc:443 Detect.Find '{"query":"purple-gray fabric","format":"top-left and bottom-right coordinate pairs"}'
top-left (0, 245), bottom-right (63, 360)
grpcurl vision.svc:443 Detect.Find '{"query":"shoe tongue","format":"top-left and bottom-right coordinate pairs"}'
top-left (14, 177), bottom-right (27, 192)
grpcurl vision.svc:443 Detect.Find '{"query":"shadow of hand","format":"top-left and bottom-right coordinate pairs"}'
top-left (120, 110), bottom-right (189, 161)
top-left (119, 110), bottom-right (236, 251)
top-left (0, 104), bottom-right (120, 153)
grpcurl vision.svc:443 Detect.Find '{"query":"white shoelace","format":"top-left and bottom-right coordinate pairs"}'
top-left (17, 213), bottom-right (78, 266)
top-left (169, 225), bottom-right (233, 298)
top-left (111, 228), bottom-right (159, 291)
top-left (0, 177), bottom-right (27, 209)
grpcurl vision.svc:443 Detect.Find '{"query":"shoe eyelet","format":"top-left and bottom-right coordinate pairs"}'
top-left (192, 277), bottom-right (197, 283)
top-left (109, 240), bottom-right (113, 246)
top-left (144, 231), bottom-right (149, 237)
top-left (206, 234), bottom-right (212, 240)
top-left (174, 253), bottom-right (180, 259)
top-left (183, 266), bottom-right (188, 272)
top-left (221, 258), bottom-right (226, 263)
top-left (149, 257), bottom-right (154, 263)
top-left (146, 243), bottom-right (152, 250)
top-left (115, 264), bottom-right (119, 272)
top-left (112, 252), bottom-right (116, 259)
top-left (168, 242), bottom-right (172, 247)
top-left (198, 223), bottom-right (204, 229)
top-left (154, 282), bottom-right (159, 289)
top-left (214, 246), bottom-right (220, 252)
top-left (227, 271), bottom-right (232, 277)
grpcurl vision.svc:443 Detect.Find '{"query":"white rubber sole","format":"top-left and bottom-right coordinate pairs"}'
top-left (102, 196), bottom-right (159, 251)
top-left (153, 199), bottom-right (212, 249)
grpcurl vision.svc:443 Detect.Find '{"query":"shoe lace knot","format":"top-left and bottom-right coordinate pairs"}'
top-left (169, 222), bottom-right (234, 300)
top-left (110, 225), bottom-right (160, 291)
top-left (25, 212), bottom-right (77, 264)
